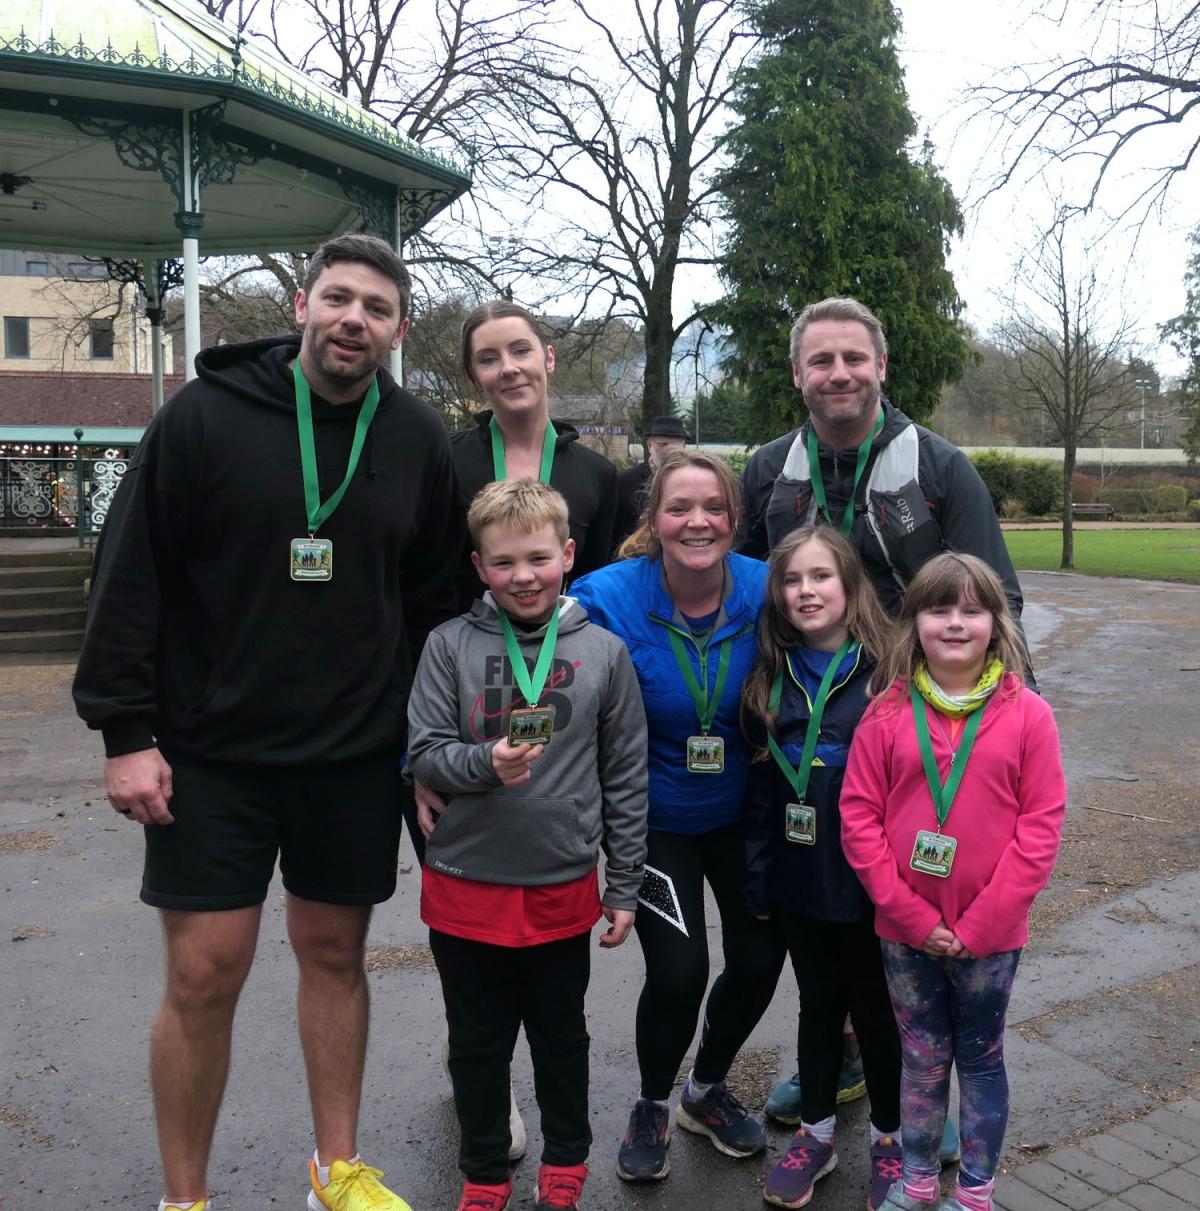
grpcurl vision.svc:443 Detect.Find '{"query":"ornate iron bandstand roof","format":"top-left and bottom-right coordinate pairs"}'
top-left (0, 0), bottom-right (473, 256)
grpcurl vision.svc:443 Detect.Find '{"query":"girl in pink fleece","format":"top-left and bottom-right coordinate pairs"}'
top-left (841, 554), bottom-right (1065, 1211)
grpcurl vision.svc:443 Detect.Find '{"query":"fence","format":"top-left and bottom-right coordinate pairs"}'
top-left (0, 449), bottom-right (129, 543)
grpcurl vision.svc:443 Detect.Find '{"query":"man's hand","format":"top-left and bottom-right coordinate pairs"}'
top-left (491, 738), bottom-right (544, 786)
top-left (920, 921), bottom-right (955, 956)
top-left (414, 779), bottom-right (447, 839)
top-left (105, 749), bottom-right (174, 825)
top-left (599, 905), bottom-right (635, 949)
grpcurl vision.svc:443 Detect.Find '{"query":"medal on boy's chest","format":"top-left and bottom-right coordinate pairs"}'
top-left (289, 360), bottom-right (379, 584)
top-left (508, 705), bottom-right (556, 747)
top-left (910, 829), bottom-right (957, 878)
top-left (499, 603), bottom-right (561, 748)
top-left (686, 734), bottom-right (725, 773)
top-left (289, 536), bottom-right (333, 581)
top-left (785, 802), bottom-right (816, 845)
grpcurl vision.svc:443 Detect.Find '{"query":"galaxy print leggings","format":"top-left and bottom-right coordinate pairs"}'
top-left (880, 941), bottom-right (1021, 1188)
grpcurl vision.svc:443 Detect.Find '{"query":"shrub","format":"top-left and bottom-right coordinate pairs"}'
top-left (1072, 473), bottom-right (1099, 504)
top-left (1189, 499), bottom-right (1200, 522)
top-left (1019, 461), bottom-right (1061, 515)
top-left (723, 448), bottom-right (750, 477)
top-left (1001, 497), bottom-right (1026, 520)
top-left (970, 451), bottom-right (1021, 513)
top-left (1104, 487), bottom-right (1154, 514)
top-left (1153, 484), bottom-right (1188, 512)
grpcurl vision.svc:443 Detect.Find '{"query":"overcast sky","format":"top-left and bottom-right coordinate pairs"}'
top-left (895, 0), bottom-right (1196, 376)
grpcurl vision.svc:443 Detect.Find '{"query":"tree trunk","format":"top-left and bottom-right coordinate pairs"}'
top-left (1060, 447), bottom-right (1076, 569)
top-left (641, 288), bottom-right (675, 438)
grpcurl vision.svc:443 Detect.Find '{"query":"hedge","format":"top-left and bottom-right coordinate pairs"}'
top-left (970, 451), bottom-right (1062, 515)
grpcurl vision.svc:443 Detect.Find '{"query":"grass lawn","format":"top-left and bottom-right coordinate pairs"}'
top-left (1003, 528), bottom-right (1200, 585)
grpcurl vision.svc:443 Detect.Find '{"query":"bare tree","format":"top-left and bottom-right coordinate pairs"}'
top-left (975, 1), bottom-right (1200, 219)
top-left (486, 0), bottom-right (757, 434)
top-left (995, 219), bottom-right (1139, 567)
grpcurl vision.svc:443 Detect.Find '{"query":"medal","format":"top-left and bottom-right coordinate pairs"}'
top-left (499, 604), bottom-right (561, 747)
top-left (490, 414), bottom-right (557, 483)
top-left (686, 734), bottom-right (725, 773)
top-left (766, 639), bottom-right (856, 842)
top-left (807, 410), bottom-right (884, 534)
top-left (290, 360), bottom-right (380, 584)
top-left (908, 684), bottom-right (988, 876)
top-left (508, 705), bottom-right (556, 746)
top-left (785, 802), bottom-right (817, 845)
top-left (289, 536), bottom-right (333, 581)
top-left (910, 828), bottom-right (957, 877)
top-left (668, 628), bottom-right (732, 776)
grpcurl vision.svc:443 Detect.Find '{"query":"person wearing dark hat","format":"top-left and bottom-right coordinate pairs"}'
top-left (614, 414), bottom-right (688, 547)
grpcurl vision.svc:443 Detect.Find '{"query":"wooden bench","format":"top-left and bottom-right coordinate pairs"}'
top-left (1072, 502), bottom-right (1114, 520)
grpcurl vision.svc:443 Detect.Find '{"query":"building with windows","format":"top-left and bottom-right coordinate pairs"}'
top-left (0, 250), bottom-right (169, 374)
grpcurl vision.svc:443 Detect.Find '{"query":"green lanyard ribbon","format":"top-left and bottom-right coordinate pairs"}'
top-left (490, 414), bottom-right (557, 483)
top-left (909, 683), bottom-right (986, 832)
top-left (766, 640), bottom-right (855, 802)
top-left (668, 630), bottom-right (732, 735)
top-left (498, 604), bottom-right (561, 708)
top-left (292, 360), bottom-right (380, 536)
top-left (806, 409), bottom-right (885, 535)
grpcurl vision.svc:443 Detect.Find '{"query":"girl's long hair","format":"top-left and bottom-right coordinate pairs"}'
top-left (741, 526), bottom-right (893, 755)
top-left (618, 447), bottom-right (741, 560)
top-left (868, 552), bottom-right (1027, 700)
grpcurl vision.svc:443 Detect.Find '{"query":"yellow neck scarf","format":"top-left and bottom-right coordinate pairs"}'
top-left (913, 658), bottom-right (1004, 718)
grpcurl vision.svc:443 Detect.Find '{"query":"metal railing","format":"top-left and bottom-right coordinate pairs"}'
top-left (0, 450), bottom-right (129, 545)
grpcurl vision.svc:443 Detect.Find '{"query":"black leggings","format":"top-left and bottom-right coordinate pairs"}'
top-left (779, 912), bottom-right (901, 1132)
top-left (634, 824), bottom-right (784, 1100)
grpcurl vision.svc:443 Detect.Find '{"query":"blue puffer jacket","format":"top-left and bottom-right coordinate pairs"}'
top-left (743, 644), bottom-right (875, 921)
top-left (571, 554), bottom-right (767, 834)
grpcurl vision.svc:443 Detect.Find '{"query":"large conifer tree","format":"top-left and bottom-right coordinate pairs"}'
top-left (716, 0), bottom-right (966, 439)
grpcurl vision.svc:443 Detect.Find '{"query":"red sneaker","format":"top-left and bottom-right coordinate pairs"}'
top-left (456, 1180), bottom-right (512, 1211)
top-left (533, 1162), bottom-right (588, 1210)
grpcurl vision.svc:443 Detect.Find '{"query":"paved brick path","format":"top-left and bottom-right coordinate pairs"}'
top-left (996, 1099), bottom-right (1200, 1211)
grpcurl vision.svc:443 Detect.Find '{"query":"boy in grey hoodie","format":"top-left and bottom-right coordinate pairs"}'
top-left (408, 479), bottom-right (648, 1211)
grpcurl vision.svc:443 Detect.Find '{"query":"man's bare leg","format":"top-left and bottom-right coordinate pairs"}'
top-left (288, 895), bottom-right (373, 1163)
top-left (152, 905), bottom-right (262, 1202)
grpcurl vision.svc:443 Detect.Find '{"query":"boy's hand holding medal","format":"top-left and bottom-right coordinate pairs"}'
top-left (492, 737), bottom-right (545, 786)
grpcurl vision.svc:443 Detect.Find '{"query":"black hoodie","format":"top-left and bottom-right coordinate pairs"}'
top-left (450, 410), bottom-right (618, 582)
top-left (73, 336), bottom-right (468, 766)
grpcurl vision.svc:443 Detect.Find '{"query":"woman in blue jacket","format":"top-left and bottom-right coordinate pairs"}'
top-left (571, 448), bottom-right (777, 1183)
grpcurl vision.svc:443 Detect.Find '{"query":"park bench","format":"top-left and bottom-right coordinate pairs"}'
top-left (1072, 502), bottom-right (1115, 520)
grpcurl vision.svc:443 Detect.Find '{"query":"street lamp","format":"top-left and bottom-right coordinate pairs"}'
top-left (1134, 378), bottom-right (1152, 449)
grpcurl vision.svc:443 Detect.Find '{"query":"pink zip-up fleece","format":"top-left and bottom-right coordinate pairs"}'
top-left (840, 674), bottom-right (1066, 958)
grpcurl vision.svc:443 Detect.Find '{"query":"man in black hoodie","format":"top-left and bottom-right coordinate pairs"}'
top-left (73, 233), bottom-right (466, 1211)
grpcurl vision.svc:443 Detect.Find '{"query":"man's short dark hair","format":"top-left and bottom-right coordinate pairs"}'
top-left (303, 233), bottom-right (412, 320)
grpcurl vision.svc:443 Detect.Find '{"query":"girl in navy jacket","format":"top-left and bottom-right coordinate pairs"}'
top-left (741, 525), bottom-right (901, 1211)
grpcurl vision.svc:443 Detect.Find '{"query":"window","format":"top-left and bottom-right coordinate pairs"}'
top-left (4, 316), bottom-right (30, 359)
top-left (24, 260), bottom-right (49, 276)
top-left (90, 318), bottom-right (115, 360)
top-left (68, 261), bottom-right (108, 279)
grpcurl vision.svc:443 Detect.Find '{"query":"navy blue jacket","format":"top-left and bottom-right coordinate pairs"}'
top-left (743, 644), bottom-right (875, 920)
top-left (571, 553), bottom-right (767, 834)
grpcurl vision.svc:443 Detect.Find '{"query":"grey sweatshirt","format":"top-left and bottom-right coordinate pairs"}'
top-left (407, 596), bottom-right (648, 910)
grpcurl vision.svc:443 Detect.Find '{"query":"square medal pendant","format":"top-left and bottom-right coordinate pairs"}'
top-left (686, 735), bottom-right (724, 774)
top-left (909, 828), bottom-right (957, 878)
top-left (290, 537), bottom-right (333, 582)
top-left (508, 705), bottom-right (556, 747)
top-left (785, 802), bottom-right (816, 845)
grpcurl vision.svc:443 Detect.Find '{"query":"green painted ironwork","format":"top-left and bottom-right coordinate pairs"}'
top-left (0, 25), bottom-right (469, 186)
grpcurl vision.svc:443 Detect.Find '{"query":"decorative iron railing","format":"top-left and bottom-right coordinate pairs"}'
top-left (0, 451), bottom-right (129, 543)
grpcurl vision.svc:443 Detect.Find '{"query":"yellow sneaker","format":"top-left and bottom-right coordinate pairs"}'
top-left (160, 1201), bottom-right (208, 1211)
top-left (307, 1158), bottom-right (413, 1211)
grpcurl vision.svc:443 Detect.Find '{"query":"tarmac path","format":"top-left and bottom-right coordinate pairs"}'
top-left (2, 570), bottom-right (1198, 1209)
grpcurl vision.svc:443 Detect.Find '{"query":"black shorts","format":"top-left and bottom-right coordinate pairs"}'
top-left (141, 749), bottom-right (403, 911)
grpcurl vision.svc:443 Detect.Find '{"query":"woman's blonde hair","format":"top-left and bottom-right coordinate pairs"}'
top-left (741, 526), bottom-right (893, 753)
top-left (868, 552), bottom-right (1027, 698)
top-left (618, 447), bottom-right (741, 560)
